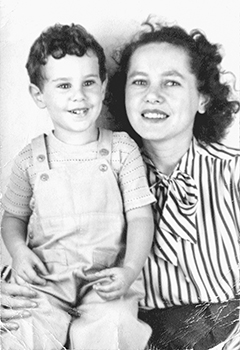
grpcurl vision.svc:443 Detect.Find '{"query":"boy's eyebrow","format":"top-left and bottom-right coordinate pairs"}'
top-left (51, 74), bottom-right (100, 82)
top-left (127, 70), bottom-right (185, 79)
top-left (51, 78), bottom-right (69, 82)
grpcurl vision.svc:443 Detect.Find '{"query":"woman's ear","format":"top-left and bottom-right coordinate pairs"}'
top-left (198, 94), bottom-right (210, 114)
top-left (29, 84), bottom-right (46, 109)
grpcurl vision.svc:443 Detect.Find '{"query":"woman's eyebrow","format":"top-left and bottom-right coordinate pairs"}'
top-left (127, 71), bottom-right (148, 78)
top-left (162, 70), bottom-right (185, 79)
top-left (127, 70), bottom-right (185, 80)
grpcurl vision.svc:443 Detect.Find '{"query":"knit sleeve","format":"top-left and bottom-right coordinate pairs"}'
top-left (2, 145), bottom-right (33, 217)
top-left (114, 132), bottom-right (155, 212)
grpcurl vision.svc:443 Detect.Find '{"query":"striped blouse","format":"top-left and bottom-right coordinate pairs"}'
top-left (140, 138), bottom-right (240, 309)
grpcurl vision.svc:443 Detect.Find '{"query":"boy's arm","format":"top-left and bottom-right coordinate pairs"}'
top-left (91, 204), bottom-right (154, 300)
top-left (122, 204), bottom-right (154, 281)
top-left (1, 211), bottom-right (48, 284)
top-left (1, 211), bottom-right (29, 257)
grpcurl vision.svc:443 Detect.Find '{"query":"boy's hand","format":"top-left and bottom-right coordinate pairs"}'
top-left (92, 266), bottom-right (135, 301)
top-left (12, 245), bottom-right (48, 285)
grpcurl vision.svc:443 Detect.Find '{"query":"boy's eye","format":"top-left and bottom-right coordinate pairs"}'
top-left (58, 83), bottom-right (71, 89)
top-left (83, 80), bottom-right (95, 87)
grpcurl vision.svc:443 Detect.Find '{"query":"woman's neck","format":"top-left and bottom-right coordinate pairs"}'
top-left (143, 136), bottom-right (192, 175)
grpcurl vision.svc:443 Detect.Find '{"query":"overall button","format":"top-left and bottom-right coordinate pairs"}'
top-left (37, 154), bottom-right (45, 162)
top-left (99, 148), bottom-right (109, 156)
top-left (99, 164), bottom-right (108, 172)
top-left (40, 173), bottom-right (49, 181)
top-left (29, 233), bottom-right (34, 239)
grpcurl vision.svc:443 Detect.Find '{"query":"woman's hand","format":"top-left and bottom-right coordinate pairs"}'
top-left (0, 281), bottom-right (38, 332)
top-left (12, 245), bottom-right (48, 285)
top-left (92, 266), bottom-right (135, 301)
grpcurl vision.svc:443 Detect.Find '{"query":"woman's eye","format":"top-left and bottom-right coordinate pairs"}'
top-left (58, 83), bottom-right (71, 89)
top-left (165, 80), bottom-right (180, 87)
top-left (132, 80), bottom-right (147, 86)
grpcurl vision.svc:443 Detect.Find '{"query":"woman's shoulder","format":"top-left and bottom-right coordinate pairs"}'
top-left (197, 141), bottom-right (240, 161)
top-left (196, 141), bottom-right (240, 184)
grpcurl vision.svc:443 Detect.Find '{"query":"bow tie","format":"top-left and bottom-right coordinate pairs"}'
top-left (149, 164), bottom-right (199, 266)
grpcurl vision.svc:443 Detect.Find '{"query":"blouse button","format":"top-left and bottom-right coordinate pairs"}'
top-left (40, 173), bottom-right (49, 181)
top-left (99, 148), bottom-right (109, 156)
top-left (37, 154), bottom-right (45, 162)
top-left (99, 164), bottom-right (108, 172)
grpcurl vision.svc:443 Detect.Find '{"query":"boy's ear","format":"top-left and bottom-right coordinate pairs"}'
top-left (101, 77), bottom-right (108, 100)
top-left (29, 84), bottom-right (46, 109)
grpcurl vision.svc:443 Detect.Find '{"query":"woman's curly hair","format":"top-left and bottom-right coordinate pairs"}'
top-left (107, 21), bottom-right (240, 145)
top-left (26, 23), bottom-right (107, 90)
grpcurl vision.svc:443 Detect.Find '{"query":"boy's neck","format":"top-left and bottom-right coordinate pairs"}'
top-left (53, 127), bottom-right (99, 146)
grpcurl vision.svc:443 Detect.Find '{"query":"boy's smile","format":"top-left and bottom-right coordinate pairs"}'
top-left (32, 52), bottom-right (106, 145)
top-left (69, 108), bottom-right (88, 116)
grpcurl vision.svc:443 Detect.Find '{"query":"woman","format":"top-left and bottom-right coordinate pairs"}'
top-left (105, 20), bottom-right (240, 350)
top-left (2, 21), bottom-right (240, 349)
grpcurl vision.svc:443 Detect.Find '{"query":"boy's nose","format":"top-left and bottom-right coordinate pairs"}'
top-left (72, 87), bottom-right (86, 101)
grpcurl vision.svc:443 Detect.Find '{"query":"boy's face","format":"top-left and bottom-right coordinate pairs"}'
top-left (32, 51), bottom-right (106, 144)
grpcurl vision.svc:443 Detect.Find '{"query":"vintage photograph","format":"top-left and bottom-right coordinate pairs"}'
top-left (1, 0), bottom-right (239, 349)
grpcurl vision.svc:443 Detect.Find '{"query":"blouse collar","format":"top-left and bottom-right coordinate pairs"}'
top-left (142, 138), bottom-right (199, 266)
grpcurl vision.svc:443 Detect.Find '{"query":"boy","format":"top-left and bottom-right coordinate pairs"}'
top-left (1, 24), bottom-right (154, 349)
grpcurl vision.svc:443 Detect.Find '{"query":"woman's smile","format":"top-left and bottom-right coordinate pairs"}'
top-left (141, 109), bottom-right (169, 120)
top-left (125, 42), bottom-right (206, 145)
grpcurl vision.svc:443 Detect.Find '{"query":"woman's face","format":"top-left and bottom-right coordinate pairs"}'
top-left (125, 42), bottom-right (206, 145)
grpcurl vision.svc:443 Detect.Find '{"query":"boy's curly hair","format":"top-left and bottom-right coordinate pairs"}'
top-left (26, 23), bottom-right (107, 90)
top-left (107, 21), bottom-right (240, 145)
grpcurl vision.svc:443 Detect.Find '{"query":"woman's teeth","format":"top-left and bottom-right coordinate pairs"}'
top-left (142, 112), bottom-right (168, 119)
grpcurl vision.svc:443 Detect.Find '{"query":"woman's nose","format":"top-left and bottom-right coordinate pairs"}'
top-left (145, 86), bottom-right (164, 104)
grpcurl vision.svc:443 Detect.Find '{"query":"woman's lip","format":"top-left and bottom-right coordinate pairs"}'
top-left (141, 109), bottom-right (169, 119)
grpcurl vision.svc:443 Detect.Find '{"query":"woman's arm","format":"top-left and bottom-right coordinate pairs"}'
top-left (1, 267), bottom-right (38, 332)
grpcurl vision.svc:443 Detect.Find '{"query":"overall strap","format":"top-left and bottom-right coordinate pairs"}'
top-left (31, 134), bottom-right (50, 172)
top-left (97, 128), bottom-right (113, 163)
